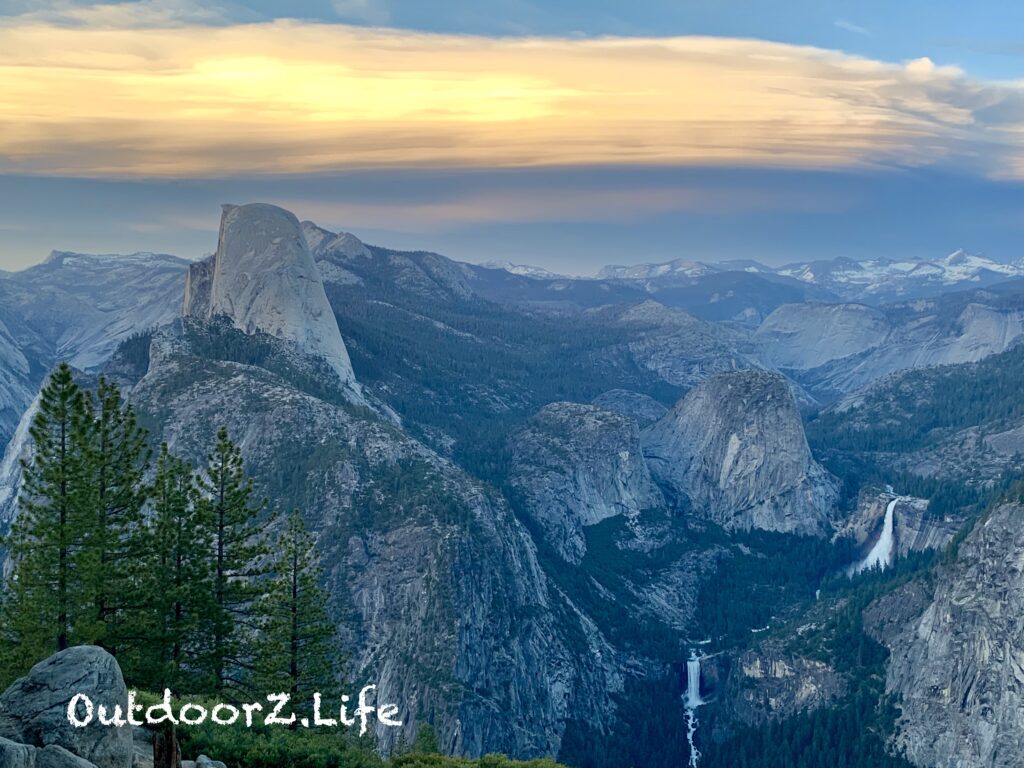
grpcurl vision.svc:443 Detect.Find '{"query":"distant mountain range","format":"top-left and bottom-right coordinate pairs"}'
top-left (578, 249), bottom-right (1024, 303)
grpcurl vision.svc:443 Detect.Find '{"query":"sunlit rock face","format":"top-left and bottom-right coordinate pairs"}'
top-left (184, 203), bottom-right (357, 388)
top-left (642, 369), bottom-right (837, 536)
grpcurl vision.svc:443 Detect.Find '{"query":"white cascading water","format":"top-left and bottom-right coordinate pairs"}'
top-left (852, 497), bottom-right (898, 575)
top-left (683, 650), bottom-right (703, 767)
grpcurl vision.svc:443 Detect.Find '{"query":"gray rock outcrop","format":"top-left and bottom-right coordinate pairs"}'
top-left (0, 646), bottom-right (130, 768)
top-left (0, 735), bottom-right (38, 768)
top-left (755, 298), bottom-right (1024, 396)
top-left (508, 402), bottom-right (664, 562)
top-left (884, 501), bottom-right (1024, 768)
top-left (37, 745), bottom-right (99, 768)
top-left (642, 369), bottom-right (837, 535)
top-left (728, 643), bottom-right (846, 726)
top-left (183, 203), bottom-right (357, 389)
top-left (754, 302), bottom-right (890, 371)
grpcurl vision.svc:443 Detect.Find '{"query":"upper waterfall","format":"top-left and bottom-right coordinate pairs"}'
top-left (852, 497), bottom-right (898, 574)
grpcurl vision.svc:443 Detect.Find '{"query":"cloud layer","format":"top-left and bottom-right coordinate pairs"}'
top-left (2, 8), bottom-right (1024, 178)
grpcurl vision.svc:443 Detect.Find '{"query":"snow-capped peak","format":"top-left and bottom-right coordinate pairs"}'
top-left (595, 250), bottom-right (1024, 303)
top-left (479, 261), bottom-right (570, 279)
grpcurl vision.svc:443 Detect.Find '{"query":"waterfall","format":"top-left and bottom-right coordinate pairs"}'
top-left (683, 650), bottom-right (703, 767)
top-left (686, 656), bottom-right (703, 707)
top-left (852, 497), bottom-right (898, 575)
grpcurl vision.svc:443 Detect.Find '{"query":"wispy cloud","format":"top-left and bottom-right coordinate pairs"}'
top-left (1, 12), bottom-right (1023, 178)
top-left (332, 0), bottom-right (390, 25)
top-left (834, 18), bottom-right (870, 36)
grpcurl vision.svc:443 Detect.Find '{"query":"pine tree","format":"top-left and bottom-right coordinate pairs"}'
top-left (131, 444), bottom-right (215, 691)
top-left (255, 510), bottom-right (337, 721)
top-left (0, 364), bottom-right (95, 680)
top-left (195, 426), bottom-right (269, 693)
top-left (79, 377), bottom-right (151, 654)
top-left (412, 723), bottom-right (441, 754)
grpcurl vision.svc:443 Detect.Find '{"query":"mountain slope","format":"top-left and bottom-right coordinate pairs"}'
top-left (128, 317), bottom-right (616, 758)
top-left (0, 250), bottom-right (187, 447)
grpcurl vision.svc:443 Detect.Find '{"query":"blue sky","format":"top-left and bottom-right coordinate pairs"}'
top-left (277, 0), bottom-right (1024, 79)
top-left (1, 0), bottom-right (1023, 273)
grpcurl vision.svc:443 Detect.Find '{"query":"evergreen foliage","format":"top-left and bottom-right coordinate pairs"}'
top-left (412, 724), bottom-right (441, 755)
top-left (80, 376), bottom-right (152, 656)
top-left (195, 426), bottom-right (271, 694)
top-left (0, 369), bottom-right (305, 704)
top-left (1, 363), bottom-right (96, 671)
top-left (131, 444), bottom-right (215, 692)
top-left (256, 510), bottom-right (339, 716)
top-left (806, 343), bottom-right (1024, 455)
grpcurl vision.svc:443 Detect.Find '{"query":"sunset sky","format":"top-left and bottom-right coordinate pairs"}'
top-left (3, 0), bottom-right (1024, 272)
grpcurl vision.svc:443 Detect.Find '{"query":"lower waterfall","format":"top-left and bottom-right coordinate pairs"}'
top-left (683, 650), bottom-right (703, 767)
top-left (852, 497), bottom-right (898, 575)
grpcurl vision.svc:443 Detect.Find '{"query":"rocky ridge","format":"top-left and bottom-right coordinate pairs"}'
top-left (127, 208), bottom-right (620, 758)
top-left (755, 294), bottom-right (1024, 397)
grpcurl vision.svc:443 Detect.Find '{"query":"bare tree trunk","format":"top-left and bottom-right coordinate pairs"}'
top-left (153, 722), bottom-right (181, 768)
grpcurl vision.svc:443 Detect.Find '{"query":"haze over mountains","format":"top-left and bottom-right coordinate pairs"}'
top-left (3, 203), bottom-right (1024, 767)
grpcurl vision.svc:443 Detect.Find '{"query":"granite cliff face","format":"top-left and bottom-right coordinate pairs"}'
top-left (883, 502), bottom-right (1024, 768)
top-left (508, 402), bottom-right (664, 563)
top-left (184, 204), bottom-right (357, 389)
top-left (642, 369), bottom-right (837, 535)
top-left (727, 642), bottom-right (847, 727)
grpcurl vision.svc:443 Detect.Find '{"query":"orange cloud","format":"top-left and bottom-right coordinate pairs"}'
top-left (0, 14), bottom-right (1022, 177)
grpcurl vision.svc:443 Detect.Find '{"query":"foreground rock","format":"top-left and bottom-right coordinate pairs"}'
top-left (0, 646), bottom-right (131, 768)
top-left (642, 369), bottom-right (837, 535)
top-left (0, 735), bottom-right (37, 768)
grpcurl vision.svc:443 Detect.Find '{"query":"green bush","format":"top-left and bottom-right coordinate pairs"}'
top-left (179, 721), bottom-right (384, 768)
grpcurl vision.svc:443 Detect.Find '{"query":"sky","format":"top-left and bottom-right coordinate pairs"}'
top-left (2, 1), bottom-right (1024, 273)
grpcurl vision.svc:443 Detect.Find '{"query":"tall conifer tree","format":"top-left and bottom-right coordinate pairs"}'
top-left (0, 363), bottom-right (95, 678)
top-left (195, 426), bottom-right (269, 693)
top-left (132, 444), bottom-right (215, 691)
top-left (79, 377), bottom-right (151, 653)
top-left (256, 510), bottom-right (337, 719)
